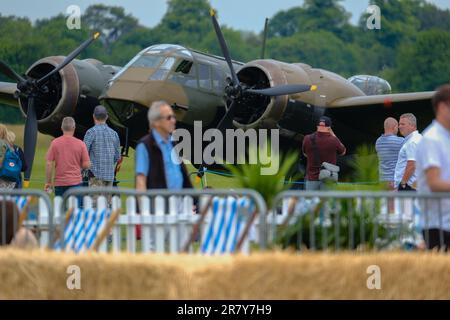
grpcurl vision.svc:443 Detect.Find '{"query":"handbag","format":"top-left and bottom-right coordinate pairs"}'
top-left (319, 162), bottom-right (339, 182)
top-left (311, 133), bottom-right (340, 182)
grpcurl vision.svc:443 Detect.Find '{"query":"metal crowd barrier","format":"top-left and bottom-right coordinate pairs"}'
top-left (56, 187), bottom-right (268, 254)
top-left (3, 187), bottom-right (448, 254)
top-left (272, 191), bottom-right (450, 252)
top-left (0, 189), bottom-right (54, 247)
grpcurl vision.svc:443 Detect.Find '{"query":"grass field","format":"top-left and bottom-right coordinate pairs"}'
top-left (7, 124), bottom-right (238, 190)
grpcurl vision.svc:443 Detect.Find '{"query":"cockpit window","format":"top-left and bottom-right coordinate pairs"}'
top-left (131, 55), bottom-right (164, 68)
top-left (212, 66), bottom-right (225, 92)
top-left (160, 57), bottom-right (176, 70)
top-left (168, 59), bottom-right (198, 88)
top-left (348, 75), bottom-right (392, 95)
top-left (148, 44), bottom-right (185, 52)
top-left (198, 63), bottom-right (212, 90)
top-left (110, 45), bottom-right (194, 84)
top-left (175, 60), bottom-right (194, 75)
top-left (149, 57), bottom-right (177, 81)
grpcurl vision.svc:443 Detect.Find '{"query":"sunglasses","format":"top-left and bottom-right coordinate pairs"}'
top-left (160, 115), bottom-right (176, 121)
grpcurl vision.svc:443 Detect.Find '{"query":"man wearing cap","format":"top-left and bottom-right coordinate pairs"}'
top-left (302, 116), bottom-right (346, 190)
top-left (83, 105), bottom-right (121, 188)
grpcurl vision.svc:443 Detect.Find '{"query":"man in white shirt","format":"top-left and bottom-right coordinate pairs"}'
top-left (394, 113), bottom-right (422, 191)
top-left (416, 84), bottom-right (450, 251)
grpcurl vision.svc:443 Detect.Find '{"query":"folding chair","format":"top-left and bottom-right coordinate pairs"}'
top-left (56, 205), bottom-right (120, 253)
top-left (199, 196), bottom-right (255, 255)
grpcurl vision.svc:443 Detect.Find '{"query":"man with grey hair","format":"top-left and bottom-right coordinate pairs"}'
top-left (135, 101), bottom-right (193, 240)
top-left (45, 117), bottom-right (90, 197)
top-left (135, 101), bottom-right (192, 191)
top-left (84, 105), bottom-right (120, 188)
top-left (394, 113), bottom-right (422, 191)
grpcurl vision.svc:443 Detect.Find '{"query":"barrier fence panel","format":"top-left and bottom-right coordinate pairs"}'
top-left (7, 187), bottom-right (447, 254)
top-left (271, 191), bottom-right (450, 252)
top-left (58, 187), bottom-right (267, 254)
top-left (0, 190), bottom-right (54, 248)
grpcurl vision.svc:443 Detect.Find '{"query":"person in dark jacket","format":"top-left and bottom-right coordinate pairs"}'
top-left (135, 101), bottom-right (192, 191)
top-left (134, 101), bottom-right (192, 240)
top-left (302, 116), bottom-right (346, 190)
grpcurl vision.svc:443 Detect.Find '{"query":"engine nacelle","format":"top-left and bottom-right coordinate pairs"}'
top-left (19, 57), bottom-right (114, 138)
top-left (19, 56), bottom-right (79, 137)
top-left (233, 60), bottom-right (291, 130)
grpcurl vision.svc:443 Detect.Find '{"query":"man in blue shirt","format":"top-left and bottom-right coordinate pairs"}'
top-left (375, 117), bottom-right (404, 189)
top-left (135, 101), bottom-right (192, 191)
top-left (84, 105), bottom-right (121, 188)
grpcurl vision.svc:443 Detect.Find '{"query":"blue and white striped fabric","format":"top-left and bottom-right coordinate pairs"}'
top-left (14, 196), bottom-right (29, 212)
top-left (201, 197), bottom-right (254, 255)
top-left (375, 134), bottom-right (404, 182)
top-left (61, 207), bottom-right (110, 253)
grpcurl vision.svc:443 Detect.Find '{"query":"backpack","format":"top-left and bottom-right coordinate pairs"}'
top-left (0, 146), bottom-right (22, 182)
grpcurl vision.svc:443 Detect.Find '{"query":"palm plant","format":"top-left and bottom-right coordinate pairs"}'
top-left (223, 142), bottom-right (299, 210)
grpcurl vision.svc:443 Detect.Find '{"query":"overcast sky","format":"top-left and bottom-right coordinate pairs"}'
top-left (0, 0), bottom-right (449, 32)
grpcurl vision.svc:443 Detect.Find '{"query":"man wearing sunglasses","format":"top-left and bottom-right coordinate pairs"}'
top-left (135, 101), bottom-right (192, 191)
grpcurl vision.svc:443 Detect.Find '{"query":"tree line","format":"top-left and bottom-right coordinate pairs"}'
top-left (0, 0), bottom-right (449, 123)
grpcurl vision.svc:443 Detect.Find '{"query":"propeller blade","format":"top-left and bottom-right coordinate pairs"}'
top-left (216, 100), bottom-right (238, 133)
top-left (196, 100), bottom-right (238, 180)
top-left (23, 97), bottom-right (38, 186)
top-left (260, 18), bottom-right (269, 59)
top-left (37, 32), bottom-right (101, 86)
top-left (210, 10), bottom-right (239, 87)
top-left (246, 84), bottom-right (317, 97)
top-left (0, 60), bottom-right (26, 83)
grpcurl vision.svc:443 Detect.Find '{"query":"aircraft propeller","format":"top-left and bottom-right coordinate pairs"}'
top-left (195, 11), bottom-right (317, 181)
top-left (260, 18), bottom-right (269, 59)
top-left (0, 32), bottom-right (100, 187)
top-left (210, 9), bottom-right (316, 132)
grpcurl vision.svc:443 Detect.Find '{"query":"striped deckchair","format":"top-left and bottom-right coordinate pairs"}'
top-left (55, 206), bottom-right (119, 253)
top-left (14, 196), bottom-right (29, 212)
top-left (200, 196), bottom-right (254, 255)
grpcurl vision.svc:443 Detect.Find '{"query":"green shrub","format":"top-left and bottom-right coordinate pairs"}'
top-left (224, 143), bottom-right (298, 209)
top-left (275, 145), bottom-right (397, 251)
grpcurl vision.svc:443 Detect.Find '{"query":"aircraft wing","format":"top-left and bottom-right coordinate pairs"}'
top-left (323, 91), bottom-right (435, 151)
top-left (0, 81), bottom-right (19, 107)
top-left (328, 91), bottom-right (435, 108)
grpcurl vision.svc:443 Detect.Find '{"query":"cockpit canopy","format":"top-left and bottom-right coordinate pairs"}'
top-left (109, 44), bottom-right (236, 93)
top-left (348, 75), bottom-right (392, 96)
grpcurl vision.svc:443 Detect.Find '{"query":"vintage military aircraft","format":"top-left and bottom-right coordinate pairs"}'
top-left (0, 11), bottom-right (435, 184)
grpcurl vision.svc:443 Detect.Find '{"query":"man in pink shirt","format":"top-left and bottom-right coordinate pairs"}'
top-left (45, 117), bottom-right (90, 197)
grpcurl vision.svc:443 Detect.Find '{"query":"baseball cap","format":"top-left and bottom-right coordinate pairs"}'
top-left (317, 116), bottom-right (332, 127)
top-left (93, 105), bottom-right (108, 118)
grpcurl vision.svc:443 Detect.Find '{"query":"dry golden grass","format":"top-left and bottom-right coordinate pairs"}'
top-left (1, 249), bottom-right (450, 299)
